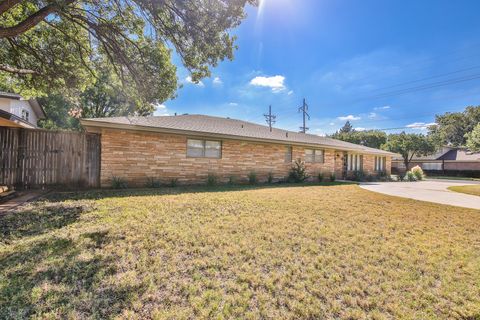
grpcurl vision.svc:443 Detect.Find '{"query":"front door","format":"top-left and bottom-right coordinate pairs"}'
top-left (334, 151), bottom-right (347, 180)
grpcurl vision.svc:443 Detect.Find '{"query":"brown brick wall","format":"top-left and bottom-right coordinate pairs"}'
top-left (100, 129), bottom-right (341, 187)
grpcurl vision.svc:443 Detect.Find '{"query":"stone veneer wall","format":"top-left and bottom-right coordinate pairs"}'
top-left (100, 128), bottom-right (342, 187)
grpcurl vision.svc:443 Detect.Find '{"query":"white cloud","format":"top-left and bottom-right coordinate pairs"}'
top-left (368, 112), bottom-right (377, 119)
top-left (329, 122), bottom-right (335, 126)
top-left (337, 115), bottom-right (361, 121)
top-left (228, 102), bottom-right (239, 107)
top-left (287, 90), bottom-right (294, 95)
top-left (249, 75), bottom-right (286, 93)
top-left (355, 127), bottom-right (367, 131)
top-left (406, 122), bottom-right (436, 129)
top-left (185, 76), bottom-right (204, 87)
top-left (153, 104), bottom-right (170, 116)
top-left (374, 105), bottom-right (391, 110)
top-left (213, 76), bottom-right (222, 85)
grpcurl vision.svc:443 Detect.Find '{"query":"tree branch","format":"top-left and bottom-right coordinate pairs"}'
top-left (0, 0), bottom-right (75, 38)
top-left (0, 0), bottom-right (22, 15)
top-left (0, 63), bottom-right (39, 74)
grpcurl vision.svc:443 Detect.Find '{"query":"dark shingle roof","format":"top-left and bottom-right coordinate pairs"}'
top-left (81, 114), bottom-right (395, 155)
top-left (438, 149), bottom-right (480, 161)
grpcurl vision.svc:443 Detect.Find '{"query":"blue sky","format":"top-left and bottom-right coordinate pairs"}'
top-left (156, 0), bottom-right (480, 135)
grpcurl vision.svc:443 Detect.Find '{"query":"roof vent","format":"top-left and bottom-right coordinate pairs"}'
top-left (286, 132), bottom-right (289, 138)
top-left (241, 124), bottom-right (244, 128)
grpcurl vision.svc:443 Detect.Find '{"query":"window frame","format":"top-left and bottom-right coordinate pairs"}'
top-left (285, 146), bottom-right (293, 163)
top-left (375, 156), bottom-right (386, 172)
top-left (304, 149), bottom-right (325, 163)
top-left (347, 153), bottom-right (363, 171)
top-left (21, 109), bottom-right (30, 122)
top-left (186, 138), bottom-right (222, 159)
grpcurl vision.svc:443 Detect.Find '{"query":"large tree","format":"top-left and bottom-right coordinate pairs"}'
top-left (382, 132), bottom-right (437, 169)
top-left (465, 123), bottom-right (480, 152)
top-left (428, 106), bottom-right (480, 147)
top-left (0, 0), bottom-right (256, 105)
top-left (331, 129), bottom-right (387, 149)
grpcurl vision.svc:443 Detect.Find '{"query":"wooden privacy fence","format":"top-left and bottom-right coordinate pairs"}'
top-left (0, 128), bottom-right (100, 188)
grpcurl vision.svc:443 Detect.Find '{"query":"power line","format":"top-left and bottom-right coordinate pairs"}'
top-left (298, 98), bottom-right (310, 133)
top-left (354, 73), bottom-right (480, 102)
top-left (366, 65), bottom-right (480, 93)
top-left (263, 105), bottom-right (276, 132)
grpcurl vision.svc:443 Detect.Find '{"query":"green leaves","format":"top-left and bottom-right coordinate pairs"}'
top-left (428, 106), bottom-right (480, 147)
top-left (382, 132), bottom-right (437, 167)
top-left (465, 123), bottom-right (480, 152)
top-left (0, 0), bottom-right (255, 105)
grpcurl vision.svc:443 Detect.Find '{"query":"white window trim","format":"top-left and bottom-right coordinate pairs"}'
top-left (186, 139), bottom-right (222, 159)
top-left (347, 154), bottom-right (363, 171)
top-left (305, 149), bottom-right (325, 163)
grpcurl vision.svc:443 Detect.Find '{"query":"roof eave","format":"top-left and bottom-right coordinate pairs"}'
top-left (28, 99), bottom-right (46, 119)
top-left (80, 119), bottom-right (396, 156)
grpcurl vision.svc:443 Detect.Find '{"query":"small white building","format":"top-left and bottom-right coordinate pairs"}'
top-left (0, 92), bottom-right (46, 129)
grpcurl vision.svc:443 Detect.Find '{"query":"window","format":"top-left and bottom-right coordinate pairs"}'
top-left (285, 146), bottom-right (292, 163)
top-left (187, 139), bottom-right (221, 158)
top-left (375, 156), bottom-right (386, 172)
top-left (347, 154), bottom-right (363, 171)
top-left (305, 149), bottom-right (324, 163)
top-left (21, 109), bottom-right (29, 122)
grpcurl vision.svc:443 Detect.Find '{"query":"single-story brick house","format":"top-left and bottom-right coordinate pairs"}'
top-left (80, 114), bottom-right (395, 187)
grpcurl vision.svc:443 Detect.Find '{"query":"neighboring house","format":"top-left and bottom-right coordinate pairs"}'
top-left (392, 147), bottom-right (480, 174)
top-left (81, 114), bottom-right (395, 187)
top-left (0, 92), bottom-right (46, 129)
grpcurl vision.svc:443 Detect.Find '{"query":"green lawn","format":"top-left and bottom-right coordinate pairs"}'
top-left (448, 185), bottom-right (480, 196)
top-left (1, 184), bottom-right (480, 319)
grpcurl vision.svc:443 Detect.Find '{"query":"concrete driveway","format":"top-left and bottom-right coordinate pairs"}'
top-left (360, 179), bottom-right (480, 210)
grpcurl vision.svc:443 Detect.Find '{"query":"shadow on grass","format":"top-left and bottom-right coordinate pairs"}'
top-left (42, 181), bottom-right (358, 202)
top-left (0, 231), bottom-right (145, 319)
top-left (0, 202), bottom-right (95, 245)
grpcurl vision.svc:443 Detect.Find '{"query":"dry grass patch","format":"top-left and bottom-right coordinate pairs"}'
top-left (1, 184), bottom-right (480, 319)
top-left (448, 185), bottom-right (480, 197)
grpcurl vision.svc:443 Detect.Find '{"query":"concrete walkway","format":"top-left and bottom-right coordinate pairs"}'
top-left (0, 190), bottom-right (49, 215)
top-left (360, 179), bottom-right (480, 210)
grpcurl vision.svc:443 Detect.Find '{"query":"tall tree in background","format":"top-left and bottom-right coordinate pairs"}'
top-left (382, 132), bottom-right (437, 169)
top-left (0, 0), bottom-right (256, 121)
top-left (331, 122), bottom-right (387, 149)
top-left (339, 121), bottom-right (353, 133)
top-left (465, 123), bottom-right (480, 152)
top-left (331, 130), bottom-right (387, 149)
top-left (428, 106), bottom-right (480, 146)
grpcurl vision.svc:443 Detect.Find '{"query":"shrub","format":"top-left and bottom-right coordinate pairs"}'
top-left (111, 176), bottom-right (128, 189)
top-left (398, 174), bottom-right (405, 182)
top-left (248, 171), bottom-right (257, 185)
top-left (352, 170), bottom-right (365, 182)
top-left (406, 171), bottom-right (417, 182)
top-left (411, 165), bottom-right (425, 181)
top-left (330, 173), bottom-right (336, 182)
top-left (206, 173), bottom-right (217, 186)
top-left (228, 175), bottom-right (236, 185)
top-left (317, 172), bottom-right (324, 182)
top-left (365, 174), bottom-right (375, 182)
top-left (169, 178), bottom-right (178, 187)
top-left (145, 177), bottom-right (161, 188)
top-left (288, 159), bottom-right (309, 183)
top-left (267, 172), bottom-right (274, 184)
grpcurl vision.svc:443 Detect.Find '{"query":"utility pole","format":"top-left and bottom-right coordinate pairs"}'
top-left (298, 98), bottom-right (310, 133)
top-left (263, 105), bottom-right (276, 132)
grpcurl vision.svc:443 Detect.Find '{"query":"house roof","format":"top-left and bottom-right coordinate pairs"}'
top-left (81, 114), bottom-right (395, 156)
top-left (0, 91), bottom-right (46, 119)
top-left (437, 149), bottom-right (480, 161)
top-left (392, 146), bottom-right (480, 161)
